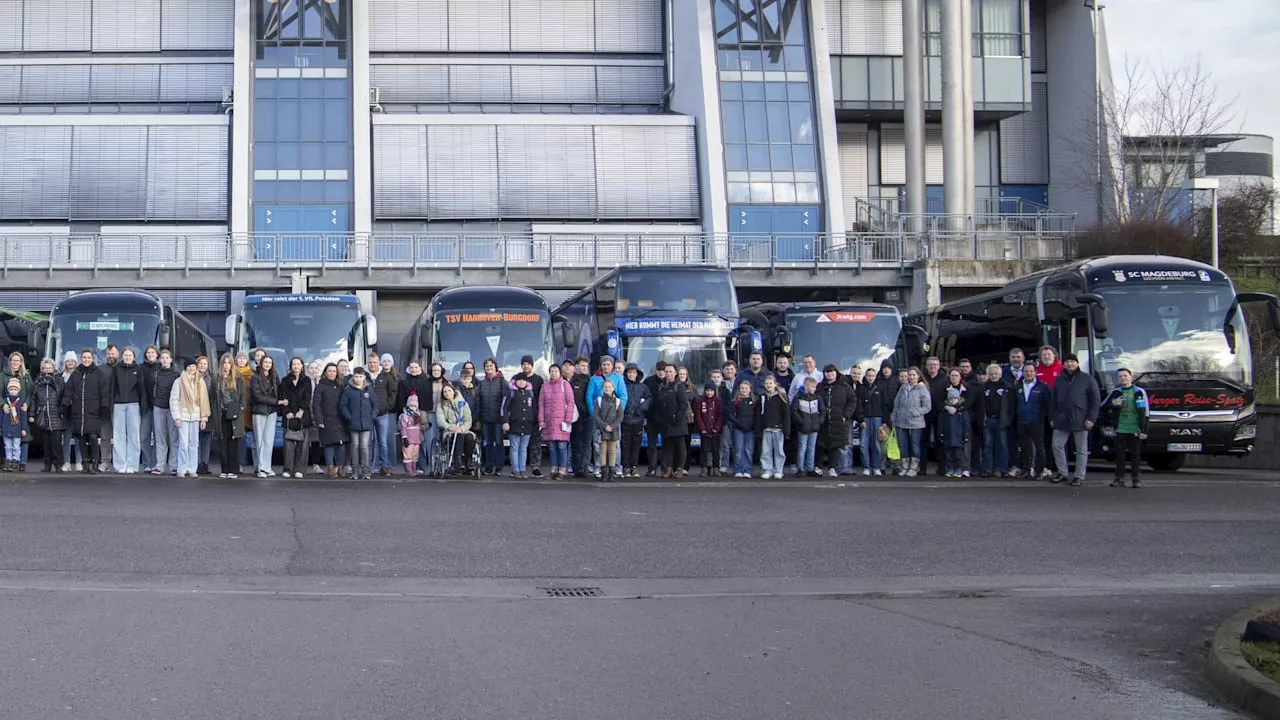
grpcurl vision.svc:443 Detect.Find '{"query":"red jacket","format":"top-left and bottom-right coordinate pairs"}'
top-left (694, 394), bottom-right (724, 437)
top-left (1036, 359), bottom-right (1064, 389)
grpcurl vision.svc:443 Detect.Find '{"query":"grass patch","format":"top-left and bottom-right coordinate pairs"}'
top-left (1242, 640), bottom-right (1280, 685)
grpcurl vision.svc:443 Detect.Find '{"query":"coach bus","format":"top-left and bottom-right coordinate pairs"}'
top-left (907, 255), bottom-right (1280, 471)
top-left (403, 285), bottom-right (554, 379)
top-left (38, 290), bottom-right (216, 367)
top-left (553, 265), bottom-right (739, 381)
top-left (226, 294), bottom-right (378, 371)
top-left (738, 301), bottom-right (924, 372)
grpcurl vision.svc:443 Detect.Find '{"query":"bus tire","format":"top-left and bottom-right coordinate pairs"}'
top-left (1146, 453), bottom-right (1186, 473)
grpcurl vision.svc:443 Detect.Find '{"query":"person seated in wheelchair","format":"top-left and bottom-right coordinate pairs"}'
top-left (435, 383), bottom-right (476, 474)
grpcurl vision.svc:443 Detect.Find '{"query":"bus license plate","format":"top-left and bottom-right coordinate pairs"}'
top-left (1167, 443), bottom-right (1202, 453)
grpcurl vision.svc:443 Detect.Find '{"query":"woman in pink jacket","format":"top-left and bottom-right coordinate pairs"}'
top-left (538, 364), bottom-right (577, 480)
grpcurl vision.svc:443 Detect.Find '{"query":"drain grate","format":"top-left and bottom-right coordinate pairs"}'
top-left (538, 586), bottom-right (604, 598)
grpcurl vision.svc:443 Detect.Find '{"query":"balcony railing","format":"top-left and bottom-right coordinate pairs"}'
top-left (0, 230), bottom-right (1069, 277)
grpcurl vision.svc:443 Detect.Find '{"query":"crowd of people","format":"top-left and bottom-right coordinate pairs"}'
top-left (2, 341), bottom-right (1151, 488)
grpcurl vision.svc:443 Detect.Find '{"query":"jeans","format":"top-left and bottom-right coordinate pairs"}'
top-left (62, 430), bottom-right (78, 467)
top-left (731, 428), bottom-right (755, 475)
top-left (140, 406), bottom-right (155, 470)
top-left (373, 414), bottom-right (395, 472)
top-left (897, 427), bottom-right (923, 460)
top-left (323, 443), bottom-right (346, 468)
top-left (839, 423), bottom-right (859, 473)
top-left (700, 435), bottom-right (721, 469)
top-left (719, 427), bottom-right (734, 472)
top-left (3, 436), bottom-right (20, 462)
top-left (548, 440), bottom-right (570, 469)
top-left (152, 407), bottom-right (175, 472)
top-left (175, 420), bottom-right (200, 475)
top-left (252, 413), bottom-right (277, 474)
top-left (981, 418), bottom-right (1008, 473)
top-left (112, 402), bottom-right (141, 472)
top-left (349, 430), bottom-right (372, 475)
top-left (509, 433), bottom-right (530, 473)
top-left (861, 417), bottom-right (884, 470)
top-left (760, 428), bottom-right (785, 476)
top-left (1053, 429), bottom-right (1090, 479)
top-left (367, 414), bottom-right (382, 471)
top-left (482, 421), bottom-right (504, 471)
top-left (797, 432), bottom-right (818, 472)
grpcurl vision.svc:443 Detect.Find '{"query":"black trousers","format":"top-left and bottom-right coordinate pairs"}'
top-left (75, 433), bottom-right (101, 468)
top-left (570, 419), bottom-right (590, 475)
top-left (816, 442), bottom-right (844, 470)
top-left (1017, 421), bottom-right (1046, 474)
top-left (663, 436), bottom-right (687, 471)
top-left (622, 423), bottom-right (644, 468)
top-left (40, 428), bottom-right (64, 468)
top-left (218, 420), bottom-right (239, 474)
top-left (701, 434), bottom-right (721, 468)
top-left (647, 426), bottom-right (663, 471)
top-left (1114, 432), bottom-right (1142, 480)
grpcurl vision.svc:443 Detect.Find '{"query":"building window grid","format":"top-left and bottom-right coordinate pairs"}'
top-left (924, 0), bottom-right (1026, 57)
top-left (714, 0), bottom-right (822, 209)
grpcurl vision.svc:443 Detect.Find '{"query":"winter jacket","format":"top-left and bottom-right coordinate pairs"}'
top-left (1014, 378), bottom-right (1053, 426)
top-left (2, 394), bottom-right (29, 439)
top-left (623, 368), bottom-right (651, 426)
top-left (211, 376), bottom-right (249, 441)
top-left (1, 368), bottom-right (33, 412)
top-left (250, 373), bottom-right (281, 417)
top-left (859, 377), bottom-right (891, 420)
top-left (817, 377), bottom-right (856, 448)
top-left (1051, 369), bottom-right (1101, 432)
top-left (314, 378), bottom-right (347, 445)
top-left (511, 371), bottom-right (544, 402)
top-left (279, 374), bottom-right (314, 428)
top-left (399, 409), bottom-right (425, 446)
top-left (31, 373), bottom-right (65, 432)
top-left (586, 369), bottom-right (628, 416)
top-left (569, 374), bottom-right (590, 423)
top-left (975, 380), bottom-right (1014, 430)
top-left (651, 381), bottom-right (689, 437)
top-left (339, 383), bottom-right (380, 433)
top-left (1101, 384), bottom-right (1150, 434)
top-left (145, 365), bottom-right (180, 411)
top-left (694, 394), bottom-right (724, 437)
top-left (938, 384), bottom-right (973, 448)
top-left (593, 393), bottom-right (623, 441)
top-left (1036, 359), bottom-right (1065, 389)
top-left (739, 367), bottom-right (772, 397)
top-left (726, 395), bottom-right (758, 433)
top-left (112, 362), bottom-right (143, 406)
top-left (63, 363), bottom-right (110, 436)
top-left (396, 371), bottom-right (432, 414)
top-left (456, 379), bottom-right (480, 430)
top-left (538, 377), bottom-right (576, 442)
top-left (504, 387), bottom-right (538, 436)
top-left (477, 373), bottom-right (509, 423)
top-left (789, 369), bottom-right (822, 401)
top-left (924, 370), bottom-right (949, 420)
top-left (374, 371), bottom-right (400, 416)
top-left (791, 390), bottom-right (823, 435)
top-left (435, 398), bottom-right (472, 432)
top-left (758, 392), bottom-right (791, 435)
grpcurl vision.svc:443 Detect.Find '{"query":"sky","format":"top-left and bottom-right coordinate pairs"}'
top-left (1102, 0), bottom-right (1278, 168)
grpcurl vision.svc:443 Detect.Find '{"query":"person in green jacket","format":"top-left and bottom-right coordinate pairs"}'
top-left (1102, 368), bottom-right (1149, 489)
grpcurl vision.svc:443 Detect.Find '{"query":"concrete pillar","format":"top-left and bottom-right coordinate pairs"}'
top-left (808, 0), bottom-right (847, 239)
top-left (351, 0), bottom-right (373, 237)
top-left (902, 0), bottom-right (927, 230)
top-left (668, 0), bottom-right (728, 241)
top-left (940, 0), bottom-right (965, 220)
top-left (960, 0), bottom-right (976, 216)
top-left (230, 1), bottom-right (253, 236)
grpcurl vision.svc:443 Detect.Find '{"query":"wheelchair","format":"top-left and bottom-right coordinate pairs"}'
top-left (430, 430), bottom-right (480, 479)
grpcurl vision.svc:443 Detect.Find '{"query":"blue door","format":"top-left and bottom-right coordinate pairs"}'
top-left (729, 205), bottom-right (819, 261)
top-left (770, 206), bottom-right (818, 261)
top-left (254, 205), bottom-right (350, 262)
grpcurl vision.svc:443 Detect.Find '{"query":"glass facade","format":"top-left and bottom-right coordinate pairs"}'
top-left (251, 0), bottom-right (353, 250)
top-left (713, 0), bottom-right (823, 245)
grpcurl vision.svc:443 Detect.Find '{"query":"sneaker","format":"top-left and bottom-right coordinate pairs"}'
top-left (873, 469), bottom-right (883, 476)
top-left (1110, 478), bottom-right (1125, 488)
top-left (1070, 476), bottom-right (1082, 487)
top-left (862, 469), bottom-right (871, 476)
top-left (828, 468), bottom-right (838, 478)
top-left (1050, 473), bottom-right (1065, 484)
top-left (258, 471), bottom-right (268, 478)
top-left (1131, 479), bottom-right (1142, 489)
top-left (961, 470), bottom-right (971, 478)
top-left (74, 463), bottom-right (83, 472)
top-left (1039, 469), bottom-right (1054, 480)
top-left (219, 473), bottom-right (229, 479)
top-left (61, 463), bottom-right (70, 472)
top-left (1008, 468), bottom-right (1023, 479)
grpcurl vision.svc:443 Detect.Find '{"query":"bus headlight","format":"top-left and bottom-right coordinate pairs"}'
top-left (1234, 425), bottom-right (1257, 441)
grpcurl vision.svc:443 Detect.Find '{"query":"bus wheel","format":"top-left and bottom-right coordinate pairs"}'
top-left (1146, 453), bottom-right (1186, 473)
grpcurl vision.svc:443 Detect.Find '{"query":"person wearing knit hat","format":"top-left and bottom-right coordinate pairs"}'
top-left (2, 377), bottom-right (29, 471)
top-left (372, 352), bottom-right (400, 475)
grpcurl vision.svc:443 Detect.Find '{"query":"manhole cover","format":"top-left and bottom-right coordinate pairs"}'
top-left (538, 587), bottom-right (604, 598)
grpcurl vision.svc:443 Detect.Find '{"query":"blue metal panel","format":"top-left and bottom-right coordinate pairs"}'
top-left (999, 185), bottom-right (1049, 207)
top-left (770, 206), bottom-right (819, 260)
top-left (253, 205), bottom-right (350, 261)
top-left (728, 205), bottom-right (818, 261)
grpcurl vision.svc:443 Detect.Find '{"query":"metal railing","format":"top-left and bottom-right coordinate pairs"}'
top-left (0, 230), bottom-right (1069, 276)
top-left (851, 195), bottom-right (1077, 236)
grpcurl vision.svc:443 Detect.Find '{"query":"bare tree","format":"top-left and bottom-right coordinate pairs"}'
top-left (1195, 181), bottom-right (1277, 259)
top-left (1069, 57), bottom-right (1237, 226)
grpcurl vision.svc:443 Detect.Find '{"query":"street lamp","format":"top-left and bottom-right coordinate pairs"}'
top-left (1084, 1), bottom-right (1105, 225)
top-left (1185, 177), bottom-right (1220, 268)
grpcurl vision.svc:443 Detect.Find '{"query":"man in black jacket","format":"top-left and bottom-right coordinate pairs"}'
top-left (858, 366), bottom-right (890, 475)
top-left (643, 360), bottom-right (667, 477)
top-left (566, 357), bottom-right (591, 478)
top-left (651, 364), bottom-right (689, 478)
top-left (511, 355), bottom-right (545, 477)
top-left (977, 364), bottom-right (1014, 477)
top-left (771, 354), bottom-right (798, 473)
top-left (922, 356), bottom-right (948, 476)
top-left (1050, 353), bottom-right (1101, 486)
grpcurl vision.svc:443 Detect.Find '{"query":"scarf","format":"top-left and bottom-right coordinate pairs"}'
top-left (178, 372), bottom-right (210, 418)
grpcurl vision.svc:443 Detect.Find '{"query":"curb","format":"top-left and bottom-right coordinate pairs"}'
top-left (1206, 598), bottom-right (1280, 719)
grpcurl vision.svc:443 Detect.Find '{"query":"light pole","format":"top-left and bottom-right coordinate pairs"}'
top-left (1085, 1), bottom-right (1105, 224)
top-left (1186, 178), bottom-right (1220, 268)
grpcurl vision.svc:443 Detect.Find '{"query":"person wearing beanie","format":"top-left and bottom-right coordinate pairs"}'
top-left (620, 363), bottom-right (649, 478)
top-left (1050, 352), bottom-right (1099, 486)
top-left (2, 377), bottom-right (29, 471)
top-left (372, 352), bottom-right (400, 476)
top-left (398, 393), bottom-right (424, 476)
top-left (511, 354), bottom-right (545, 476)
top-left (694, 379), bottom-right (724, 476)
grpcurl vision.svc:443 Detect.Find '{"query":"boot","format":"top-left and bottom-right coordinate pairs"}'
top-left (904, 458), bottom-right (917, 477)
top-left (327, 465), bottom-right (337, 478)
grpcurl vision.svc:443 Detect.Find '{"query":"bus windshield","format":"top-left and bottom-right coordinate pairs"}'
top-left (1094, 284), bottom-right (1251, 389)
top-left (616, 269), bottom-right (736, 315)
top-left (785, 311), bottom-right (901, 372)
top-left (624, 336), bottom-right (727, 383)
top-left (241, 301), bottom-right (366, 368)
top-left (49, 312), bottom-right (160, 364)
top-left (433, 309), bottom-right (553, 379)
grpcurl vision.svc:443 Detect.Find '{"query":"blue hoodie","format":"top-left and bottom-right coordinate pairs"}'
top-left (586, 364), bottom-right (628, 416)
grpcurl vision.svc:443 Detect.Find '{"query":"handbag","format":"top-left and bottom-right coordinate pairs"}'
top-left (876, 423), bottom-right (892, 444)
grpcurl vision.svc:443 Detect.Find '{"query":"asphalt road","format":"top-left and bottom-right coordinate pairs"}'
top-left (0, 470), bottom-right (1276, 719)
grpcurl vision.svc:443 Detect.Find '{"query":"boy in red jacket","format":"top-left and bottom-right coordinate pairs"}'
top-left (694, 380), bottom-right (724, 477)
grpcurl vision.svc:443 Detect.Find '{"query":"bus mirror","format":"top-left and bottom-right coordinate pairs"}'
top-left (224, 315), bottom-right (240, 347)
top-left (364, 314), bottom-right (379, 347)
top-left (27, 320), bottom-right (48, 357)
top-left (561, 322), bottom-right (578, 350)
top-left (1236, 292), bottom-right (1280, 333)
top-left (772, 326), bottom-right (791, 355)
top-left (158, 324), bottom-right (171, 350)
top-left (1076, 294), bottom-right (1108, 338)
top-left (420, 323), bottom-right (433, 350)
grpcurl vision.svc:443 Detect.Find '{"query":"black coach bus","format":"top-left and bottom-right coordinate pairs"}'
top-left (36, 290), bottom-right (216, 367)
top-left (738, 301), bottom-right (924, 372)
top-left (907, 255), bottom-right (1280, 471)
top-left (403, 286), bottom-right (554, 380)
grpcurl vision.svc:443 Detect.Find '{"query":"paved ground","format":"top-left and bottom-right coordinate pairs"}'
top-left (0, 469), bottom-right (1275, 719)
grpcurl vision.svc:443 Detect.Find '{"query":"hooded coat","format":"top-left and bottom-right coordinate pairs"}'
top-left (339, 381), bottom-right (379, 433)
top-left (63, 363), bottom-right (110, 436)
top-left (586, 365), bottom-right (628, 416)
top-left (279, 373), bottom-right (314, 429)
top-left (694, 390), bottom-right (724, 437)
top-left (314, 377), bottom-right (347, 445)
top-left (32, 372), bottom-right (66, 433)
top-left (396, 370), bottom-right (432, 414)
top-left (892, 381), bottom-right (932, 430)
top-left (538, 376), bottom-right (576, 442)
top-left (650, 379), bottom-right (689, 437)
top-left (622, 364), bottom-right (651, 426)
top-left (818, 376), bottom-right (856, 448)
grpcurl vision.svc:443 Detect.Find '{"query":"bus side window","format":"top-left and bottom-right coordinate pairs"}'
top-left (1071, 318), bottom-right (1091, 374)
